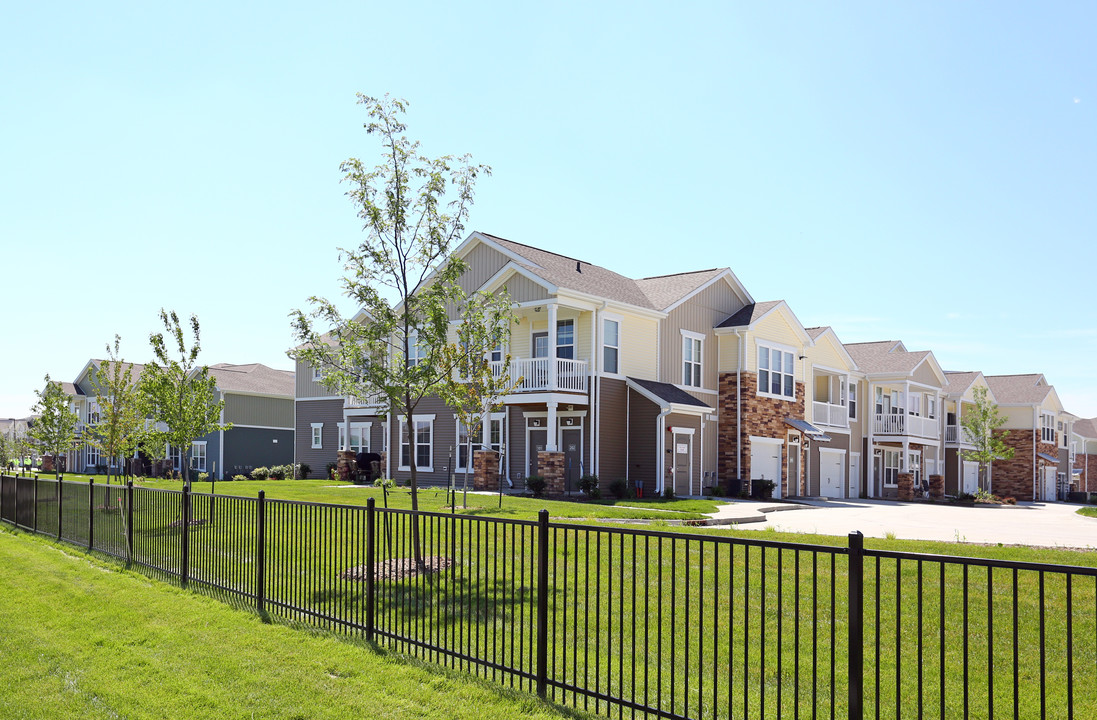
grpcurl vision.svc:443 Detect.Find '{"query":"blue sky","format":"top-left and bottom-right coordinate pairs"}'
top-left (2, 1), bottom-right (1095, 418)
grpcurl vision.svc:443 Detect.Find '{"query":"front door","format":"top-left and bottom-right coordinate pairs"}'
top-left (962, 461), bottom-right (979, 495)
top-left (1042, 467), bottom-right (1057, 502)
top-left (849, 453), bottom-right (861, 498)
top-left (750, 440), bottom-right (782, 499)
top-left (529, 429), bottom-right (547, 478)
top-left (561, 428), bottom-right (582, 493)
top-left (673, 433), bottom-right (692, 496)
top-left (819, 449), bottom-right (846, 498)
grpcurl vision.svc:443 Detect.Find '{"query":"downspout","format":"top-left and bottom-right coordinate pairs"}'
top-left (1033, 406), bottom-right (1038, 500)
top-left (657, 407), bottom-right (672, 494)
top-left (734, 329), bottom-right (743, 482)
top-left (505, 406), bottom-right (513, 487)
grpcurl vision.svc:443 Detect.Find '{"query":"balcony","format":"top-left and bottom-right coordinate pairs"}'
top-left (874, 413), bottom-right (939, 440)
top-left (489, 357), bottom-right (588, 394)
top-left (812, 401), bottom-right (849, 428)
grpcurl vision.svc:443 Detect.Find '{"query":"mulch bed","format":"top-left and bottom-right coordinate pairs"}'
top-left (340, 556), bottom-right (453, 582)
top-left (168, 518), bottom-right (209, 528)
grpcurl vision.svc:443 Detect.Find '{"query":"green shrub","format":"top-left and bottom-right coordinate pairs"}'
top-left (325, 462), bottom-right (338, 480)
top-left (268, 465), bottom-right (286, 481)
top-left (1003, 496), bottom-right (1017, 505)
top-left (232, 475), bottom-right (248, 482)
top-left (662, 485), bottom-right (676, 500)
top-left (608, 478), bottom-right (629, 499)
top-left (251, 466), bottom-right (269, 481)
top-left (198, 472), bottom-right (209, 482)
top-left (578, 474), bottom-right (599, 496)
top-left (295, 463), bottom-right (311, 479)
top-left (526, 475), bottom-right (547, 498)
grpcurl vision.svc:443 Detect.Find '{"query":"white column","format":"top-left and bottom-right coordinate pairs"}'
top-left (546, 402), bottom-right (558, 452)
top-left (867, 382), bottom-right (876, 496)
top-left (547, 303), bottom-right (558, 391)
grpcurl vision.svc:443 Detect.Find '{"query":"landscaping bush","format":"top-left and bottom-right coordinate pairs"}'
top-left (198, 472), bottom-right (209, 482)
top-left (578, 474), bottom-right (599, 497)
top-left (268, 465), bottom-right (286, 480)
top-left (608, 478), bottom-right (629, 500)
top-left (251, 466), bottom-right (270, 481)
top-left (325, 462), bottom-right (338, 480)
top-left (751, 479), bottom-right (775, 499)
top-left (526, 475), bottom-right (547, 498)
top-left (232, 475), bottom-right (248, 482)
top-left (662, 485), bottom-right (675, 500)
top-left (1003, 496), bottom-right (1017, 505)
top-left (295, 463), bottom-right (311, 479)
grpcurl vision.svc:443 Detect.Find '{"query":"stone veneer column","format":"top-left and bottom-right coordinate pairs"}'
top-left (337, 450), bottom-right (357, 481)
top-left (928, 474), bottom-right (944, 500)
top-left (538, 451), bottom-right (565, 495)
top-left (897, 472), bottom-right (914, 501)
top-left (473, 450), bottom-right (499, 491)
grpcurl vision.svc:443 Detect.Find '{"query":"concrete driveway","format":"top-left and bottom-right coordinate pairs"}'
top-left (735, 498), bottom-right (1097, 549)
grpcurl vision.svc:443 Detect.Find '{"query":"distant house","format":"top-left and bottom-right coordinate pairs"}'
top-left (984, 374), bottom-right (1065, 501)
top-left (1072, 417), bottom-right (1097, 493)
top-left (940, 371), bottom-right (998, 496)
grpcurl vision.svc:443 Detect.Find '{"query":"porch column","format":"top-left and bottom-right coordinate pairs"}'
top-left (867, 382), bottom-right (876, 496)
top-left (546, 401), bottom-right (558, 452)
top-left (547, 303), bottom-right (558, 391)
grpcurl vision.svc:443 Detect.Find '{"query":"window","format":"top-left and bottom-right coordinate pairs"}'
top-left (908, 392), bottom-right (921, 416)
top-left (875, 387), bottom-right (884, 415)
top-left (311, 365), bottom-right (322, 382)
top-left (455, 415), bottom-right (504, 471)
top-left (168, 445), bottom-right (184, 472)
top-left (86, 400), bottom-right (101, 427)
top-left (848, 381), bottom-right (857, 419)
top-left (556, 320), bottom-right (575, 359)
top-left (883, 449), bottom-right (900, 487)
top-left (682, 332), bottom-right (703, 387)
top-left (311, 423), bottom-right (323, 449)
top-left (757, 344), bottom-right (794, 399)
top-left (337, 422), bottom-right (370, 453)
top-left (400, 416), bottom-right (434, 472)
top-left (532, 332), bottom-right (548, 359)
top-left (1041, 413), bottom-right (1055, 444)
top-left (191, 442), bottom-right (207, 472)
top-left (407, 332), bottom-right (427, 368)
top-left (85, 444), bottom-right (101, 468)
top-left (908, 452), bottom-right (921, 486)
top-left (603, 318), bottom-right (620, 374)
top-left (926, 395), bottom-right (936, 420)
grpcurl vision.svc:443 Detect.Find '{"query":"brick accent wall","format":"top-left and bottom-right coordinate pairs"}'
top-left (718, 371), bottom-right (806, 497)
top-left (991, 429), bottom-right (1055, 501)
top-left (928, 474), bottom-right (944, 500)
top-left (897, 472), bottom-right (914, 501)
top-left (473, 450), bottom-right (498, 491)
top-left (538, 451), bottom-right (565, 496)
top-left (1082, 454), bottom-right (1097, 493)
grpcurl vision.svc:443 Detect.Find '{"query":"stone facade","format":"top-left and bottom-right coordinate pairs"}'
top-left (537, 451), bottom-right (565, 496)
top-left (336, 450), bottom-right (356, 482)
top-left (1078, 454), bottom-right (1097, 493)
top-left (897, 472), bottom-right (914, 501)
top-left (718, 371), bottom-right (806, 497)
top-left (928, 474), bottom-right (944, 500)
top-left (473, 450), bottom-right (499, 491)
top-left (991, 429), bottom-right (1053, 501)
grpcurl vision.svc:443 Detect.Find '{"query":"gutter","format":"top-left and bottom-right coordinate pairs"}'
top-left (657, 408), bottom-right (672, 494)
top-left (734, 329), bottom-right (744, 481)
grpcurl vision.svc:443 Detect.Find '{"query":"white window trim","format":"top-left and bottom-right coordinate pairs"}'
top-left (399, 415), bottom-right (435, 473)
top-left (681, 330), bottom-right (704, 388)
top-left (1041, 412), bottom-right (1055, 444)
top-left (883, 449), bottom-right (901, 487)
top-left (337, 421), bottom-right (372, 453)
top-left (407, 332), bottom-right (427, 368)
top-left (555, 318), bottom-right (576, 360)
top-left (848, 380), bottom-right (857, 419)
top-left (455, 412), bottom-right (506, 472)
top-left (601, 313), bottom-right (623, 377)
top-left (191, 441), bottom-right (208, 472)
top-left (756, 341), bottom-right (796, 401)
top-left (311, 422), bottom-right (323, 449)
top-left (311, 365), bottom-right (323, 382)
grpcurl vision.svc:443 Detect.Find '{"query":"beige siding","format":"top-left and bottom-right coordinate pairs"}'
top-left (226, 393), bottom-right (294, 429)
top-left (717, 333), bottom-right (741, 373)
top-left (459, 242), bottom-right (510, 295)
top-left (295, 358), bottom-right (335, 399)
top-left (745, 310), bottom-right (807, 379)
top-left (620, 314), bottom-right (658, 378)
top-left (1000, 405), bottom-right (1035, 429)
top-left (911, 360), bottom-right (943, 389)
top-left (659, 280), bottom-right (747, 388)
top-left (505, 274), bottom-right (551, 303)
top-left (806, 333), bottom-right (849, 372)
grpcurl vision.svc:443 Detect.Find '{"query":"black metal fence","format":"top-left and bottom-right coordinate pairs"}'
top-left (1, 472), bottom-right (1095, 719)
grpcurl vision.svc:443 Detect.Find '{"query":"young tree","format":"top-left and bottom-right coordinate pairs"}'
top-left (961, 385), bottom-right (1015, 493)
top-left (290, 93), bottom-right (490, 564)
top-left (29, 375), bottom-right (79, 479)
top-left (88, 335), bottom-right (146, 484)
top-left (437, 291), bottom-right (520, 508)
top-left (0, 431), bottom-right (13, 473)
top-left (141, 310), bottom-right (229, 486)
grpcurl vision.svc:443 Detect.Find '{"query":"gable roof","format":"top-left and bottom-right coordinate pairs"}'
top-left (985, 374), bottom-right (1054, 405)
top-left (843, 341), bottom-right (929, 375)
top-left (207, 363), bottom-right (294, 397)
top-left (634, 268), bottom-right (725, 311)
top-left (59, 381), bottom-right (85, 397)
top-left (1074, 418), bottom-right (1097, 439)
top-left (716, 300), bottom-right (784, 329)
top-left (803, 326), bottom-right (860, 370)
top-left (626, 377), bottom-right (714, 413)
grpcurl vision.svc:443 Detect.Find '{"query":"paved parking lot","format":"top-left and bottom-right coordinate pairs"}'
top-left (736, 498), bottom-right (1097, 548)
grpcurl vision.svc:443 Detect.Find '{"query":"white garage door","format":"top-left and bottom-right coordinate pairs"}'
top-left (962, 462), bottom-right (979, 495)
top-left (819, 449), bottom-right (846, 499)
top-left (751, 439), bottom-right (783, 499)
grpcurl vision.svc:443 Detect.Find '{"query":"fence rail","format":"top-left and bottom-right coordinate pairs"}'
top-left (1, 472), bottom-right (1095, 719)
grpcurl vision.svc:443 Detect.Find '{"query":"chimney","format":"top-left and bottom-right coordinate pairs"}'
top-left (576, 261), bottom-right (581, 273)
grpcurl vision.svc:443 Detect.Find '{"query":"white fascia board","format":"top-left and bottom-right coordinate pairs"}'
top-left (481, 262), bottom-right (558, 297)
top-left (223, 390), bottom-right (294, 401)
top-left (73, 359), bottom-right (99, 388)
top-left (660, 270), bottom-right (754, 314)
top-left (913, 353), bottom-right (948, 387)
top-left (556, 288), bottom-right (666, 320)
top-left (502, 391), bottom-right (590, 405)
top-left (624, 378), bottom-right (714, 414)
top-left (461, 231), bottom-right (546, 269)
top-left (813, 328), bottom-right (860, 371)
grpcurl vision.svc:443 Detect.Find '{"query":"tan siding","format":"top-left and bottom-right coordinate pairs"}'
top-left (505, 274), bottom-right (550, 303)
top-left (717, 334), bottom-right (741, 374)
top-left (745, 310), bottom-right (807, 379)
top-left (295, 358), bottom-right (335, 399)
top-left (1000, 405), bottom-right (1034, 429)
top-left (659, 280), bottom-right (747, 388)
top-left (459, 242), bottom-right (510, 294)
top-left (911, 360), bottom-right (943, 389)
top-left (226, 394), bottom-right (293, 428)
top-left (620, 314), bottom-right (658, 378)
top-left (598, 378), bottom-right (628, 481)
top-left (806, 334), bottom-right (848, 372)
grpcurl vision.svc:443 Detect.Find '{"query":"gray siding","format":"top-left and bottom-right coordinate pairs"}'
top-left (226, 393), bottom-right (293, 429)
top-left (385, 396), bottom-right (457, 488)
top-left (598, 378), bottom-right (628, 483)
top-left (658, 279), bottom-right (748, 389)
top-left (223, 427), bottom-right (294, 477)
top-left (628, 388), bottom-right (659, 492)
top-left (296, 358), bottom-right (338, 399)
top-left (295, 398), bottom-right (346, 478)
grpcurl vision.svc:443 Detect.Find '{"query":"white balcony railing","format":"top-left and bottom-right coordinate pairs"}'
top-left (489, 357), bottom-right (588, 393)
top-left (812, 401), bottom-right (849, 428)
top-left (874, 413), bottom-right (939, 440)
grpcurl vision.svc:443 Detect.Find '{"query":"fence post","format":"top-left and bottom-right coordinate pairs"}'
top-left (365, 497), bottom-right (376, 641)
top-left (181, 484), bottom-right (190, 587)
top-left (256, 490), bottom-right (265, 613)
top-left (848, 531), bottom-right (864, 720)
top-left (88, 478), bottom-right (94, 551)
top-left (535, 509), bottom-right (550, 699)
top-left (126, 481), bottom-right (135, 566)
top-left (57, 478), bottom-right (62, 541)
top-left (33, 477), bottom-right (38, 532)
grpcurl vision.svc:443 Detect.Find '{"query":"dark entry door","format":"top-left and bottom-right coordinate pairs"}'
top-left (529, 429), bottom-right (547, 478)
top-left (561, 428), bottom-right (582, 492)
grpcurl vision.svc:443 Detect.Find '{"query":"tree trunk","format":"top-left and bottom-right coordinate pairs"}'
top-left (405, 396), bottom-right (424, 569)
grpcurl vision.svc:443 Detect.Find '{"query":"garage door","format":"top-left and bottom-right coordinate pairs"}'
top-left (962, 462), bottom-right (979, 495)
top-left (751, 440), bottom-right (783, 499)
top-left (819, 449), bottom-right (846, 499)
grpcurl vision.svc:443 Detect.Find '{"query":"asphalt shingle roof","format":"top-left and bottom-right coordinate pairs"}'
top-left (634, 269), bottom-right (725, 311)
top-left (1074, 418), bottom-right (1097, 439)
top-left (944, 371), bottom-right (981, 394)
top-left (985, 374), bottom-right (1053, 405)
top-left (843, 342), bottom-right (929, 375)
top-left (627, 377), bottom-right (711, 408)
top-left (208, 363), bottom-right (295, 397)
top-left (716, 300), bottom-right (784, 329)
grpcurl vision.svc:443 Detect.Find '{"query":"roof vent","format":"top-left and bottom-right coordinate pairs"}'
top-left (576, 261), bottom-right (581, 273)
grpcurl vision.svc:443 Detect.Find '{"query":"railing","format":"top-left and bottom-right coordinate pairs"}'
top-left (3, 473), bottom-right (1096, 719)
top-left (492, 357), bottom-right (588, 393)
top-left (813, 401), bottom-right (849, 427)
top-left (874, 413), bottom-right (940, 439)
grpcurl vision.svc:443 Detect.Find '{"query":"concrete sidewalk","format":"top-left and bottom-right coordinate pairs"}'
top-left (723, 497), bottom-right (1097, 548)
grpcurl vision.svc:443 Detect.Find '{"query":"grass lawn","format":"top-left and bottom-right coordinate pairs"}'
top-left (1078, 506), bottom-right (1097, 519)
top-left (0, 525), bottom-right (588, 720)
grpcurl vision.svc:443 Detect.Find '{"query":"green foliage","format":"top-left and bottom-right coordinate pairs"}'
top-left (662, 485), bottom-right (676, 500)
top-left (578, 474), bottom-right (599, 496)
top-left (267, 465), bottom-right (286, 480)
top-left (325, 462), bottom-right (338, 480)
top-left (88, 335), bottom-right (146, 483)
top-left (295, 463), bottom-right (311, 479)
top-left (961, 386), bottom-right (1015, 489)
top-left (288, 94), bottom-right (490, 538)
top-left (232, 474), bottom-right (248, 482)
top-left (198, 472), bottom-right (209, 482)
top-left (29, 374), bottom-right (79, 479)
top-left (140, 310), bottom-right (230, 484)
top-left (251, 466), bottom-right (270, 481)
top-left (525, 475), bottom-right (547, 498)
top-left (608, 478), bottom-right (629, 499)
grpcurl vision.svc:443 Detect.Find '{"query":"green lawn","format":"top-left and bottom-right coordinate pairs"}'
top-left (0, 525), bottom-right (589, 720)
top-left (1077, 506), bottom-right (1097, 519)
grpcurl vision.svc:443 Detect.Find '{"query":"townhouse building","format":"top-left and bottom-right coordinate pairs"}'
top-left (983, 374), bottom-right (1064, 501)
top-left (1072, 417), bottom-right (1097, 493)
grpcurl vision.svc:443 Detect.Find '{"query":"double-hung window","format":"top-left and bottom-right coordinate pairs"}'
top-left (407, 332), bottom-right (427, 368)
top-left (682, 331), bottom-right (703, 387)
top-left (883, 449), bottom-right (900, 487)
top-left (311, 423), bottom-right (323, 449)
top-left (757, 344), bottom-right (795, 400)
top-left (400, 416), bottom-right (434, 472)
top-left (191, 442), bottom-right (207, 472)
top-left (456, 414), bottom-right (504, 471)
top-left (847, 381), bottom-right (857, 419)
top-left (1041, 413), bottom-right (1055, 444)
top-left (603, 318), bottom-right (620, 374)
top-left (556, 320), bottom-right (575, 360)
